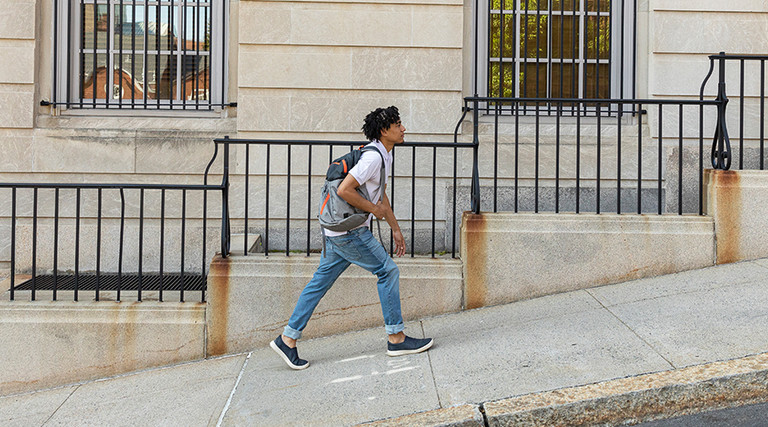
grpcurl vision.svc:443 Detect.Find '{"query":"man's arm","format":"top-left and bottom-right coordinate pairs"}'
top-left (337, 174), bottom-right (386, 219)
top-left (381, 191), bottom-right (406, 257)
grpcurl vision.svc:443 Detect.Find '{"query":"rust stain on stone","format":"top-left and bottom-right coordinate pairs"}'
top-left (207, 255), bottom-right (231, 357)
top-left (715, 170), bottom-right (742, 264)
top-left (463, 212), bottom-right (488, 310)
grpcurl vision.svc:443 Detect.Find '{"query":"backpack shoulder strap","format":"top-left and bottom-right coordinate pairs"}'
top-left (361, 145), bottom-right (386, 202)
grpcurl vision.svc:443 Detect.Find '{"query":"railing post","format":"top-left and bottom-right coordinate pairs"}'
top-left (221, 137), bottom-right (231, 257)
top-left (712, 52), bottom-right (732, 170)
top-left (471, 100), bottom-right (481, 214)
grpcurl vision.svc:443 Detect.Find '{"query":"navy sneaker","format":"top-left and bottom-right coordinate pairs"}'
top-left (270, 335), bottom-right (310, 370)
top-left (387, 336), bottom-right (434, 357)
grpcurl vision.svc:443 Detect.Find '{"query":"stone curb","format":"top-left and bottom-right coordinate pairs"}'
top-left (360, 352), bottom-right (768, 426)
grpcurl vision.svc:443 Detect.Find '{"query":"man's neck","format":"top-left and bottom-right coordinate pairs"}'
top-left (377, 138), bottom-right (395, 153)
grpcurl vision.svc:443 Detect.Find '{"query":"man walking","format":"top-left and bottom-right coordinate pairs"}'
top-left (270, 106), bottom-right (434, 370)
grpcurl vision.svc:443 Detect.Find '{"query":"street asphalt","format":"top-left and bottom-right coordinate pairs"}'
top-left (2, 258), bottom-right (768, 426)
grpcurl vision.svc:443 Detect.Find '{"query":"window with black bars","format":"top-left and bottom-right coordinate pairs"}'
top-left (485, 0), bottom-right (635, 115)
top-left (49, 0), bottom-right (229, 110)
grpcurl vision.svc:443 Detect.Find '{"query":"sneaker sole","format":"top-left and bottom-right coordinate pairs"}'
top-left (270, 340), bottom-right (310, 370)
top-left (386, 339), bottom-right (434, 357)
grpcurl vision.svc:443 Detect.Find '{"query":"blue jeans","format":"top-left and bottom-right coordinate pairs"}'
top-left (283, 227), bottom-right (404, 340)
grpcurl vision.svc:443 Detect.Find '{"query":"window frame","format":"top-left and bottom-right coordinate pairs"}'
top-left (53, 0), bottom-right (229, 112)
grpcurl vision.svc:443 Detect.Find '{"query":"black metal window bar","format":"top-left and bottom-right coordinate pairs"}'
top-left (43, 0), bottom-right (232, 110)
top-left (2, 176), bottom-right (227, 302)
top-left (213, 137), bottom-right (477, 260)
top-left (485, 0), bottom-right (636, 115)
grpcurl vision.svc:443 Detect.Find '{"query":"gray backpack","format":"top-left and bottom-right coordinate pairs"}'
top-left (317, 145), bottom-right (385, 232)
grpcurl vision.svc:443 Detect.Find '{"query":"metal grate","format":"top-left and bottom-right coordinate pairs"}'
top-left (14, 273), bottom-right (206, 291)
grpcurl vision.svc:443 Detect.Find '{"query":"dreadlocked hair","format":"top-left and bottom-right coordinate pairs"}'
top-left (362, 106), bottom-right (400, 141)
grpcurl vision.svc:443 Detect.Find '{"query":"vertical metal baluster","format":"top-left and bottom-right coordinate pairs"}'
top-left (93, 0), bottom-right (97, 108)
top-left (597, 102), bottom-right (601, 214)
top-left (54, 0), bottom-right (59, 106)
top-left (96, 188), bottom-right (101, 300)
top-left (452, 143), bottom-right (457, 257)
top-left (244, 143), bottom-right (249, 255)
top-left (620, 0), bottom-right (625, 99)
top-left (559, 0), bottom-right (563, 100)
top-left (10, 188), bottom-right (16, 301)
top-left (390, 146), bottom-right (396, 256)
top-left (571, 0), bottom-right (577, 113)
top-left (118, 189), bottom-right (125, 301)
top-left (80, 0), bottom-right (85, 108)
top-left (156, 0), bottom-right (160, 109)
top-left (632, 0), bottom-right (637, 98)
top-left (221, 0), bottom-right (225, 108)
top-left (143, 0), bottom-right (149, 109)
top-left (595, 0), bottom-right (600, 99)
top-left (678, 104), bottom-right (683, 215)
top-left (168, 0), bottom-right (173, 109)
top-left (181, 0), bottom-right (186, 108)
top-left (307, 145), bottom-right (312, 256)
top-left (265, 143), bottom-right (270, 255)
top-left (195, 0), bottom-right (200, 109)
top-left (286, 145), bottom-right (291, 256)
top-left (105, 0), bottom-right (111, 109)
top-left (202, 188), bottom-right (207, 302)
top-left (657, 104), bottom-right (662, 214)
top-left (607, 0), bottom-right (612, 111)
top-left (618, 101), bottom-right (623, 213)
top-left (637, 102), bottom-right (642, 214)
top-left (75, 188), bottom-right (80, 301)
top-left (514, 102), bottom-right (519, 212)
top-left (762, 60), bottom-right (766, 170)
top-left (556, 101), bottom-right (560, 212)
top-left (67, 0), bottom-right (73, 108)
top-left (54, 189), bottom-right (60, 300)
top-left (118, 0), bottom-right (124, 108)
top-left (576, 100), bottom-right (581, 213)
top-left (535, 0), bottom-right (540, 101)
top-left (535, 101), bottom-right (540, 212)
top-left (546, 0), bottom-right (551, 114)
top-left (411, 146), bottom-right (416, 257)
top-left (131, 0), bottom-right (136, 108)
top-left (494, 103), bottom-right (499, 212)
top-left (32, 188), bottom-right (38, 301)
top-left (740, 59), bottom-right (744, 169)
top-left (160, 188), bottom-right (165, 302)
top-left (431, 146), bottom-right (436, 257)
top-left (138, 188), bottom-right (144, 301)
top-left (181, 189), bottom-right (186, 301)
top-left (523, 0), bottom-right (529, 110)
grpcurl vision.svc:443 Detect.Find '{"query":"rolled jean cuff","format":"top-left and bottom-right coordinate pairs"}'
top-left (385, 322), bottom-right (405, 335)
top-left (283, 325), bottom-right (302, 340)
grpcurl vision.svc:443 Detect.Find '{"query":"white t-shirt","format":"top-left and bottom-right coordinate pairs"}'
top-left (324, 139), bottom-right (392, 236)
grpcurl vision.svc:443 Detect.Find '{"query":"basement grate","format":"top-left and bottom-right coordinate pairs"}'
top-left (13, 273), bottom-right (206, 291)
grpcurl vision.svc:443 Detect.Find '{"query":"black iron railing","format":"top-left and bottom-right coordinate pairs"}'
top-left (213, 137), bottom-right (477, 260)
top-left (42, 0), bottom-right (232, 110)
top-left (701, 53), bottom-right (768, 170)
top-left (2, 179), bottom-right (226, 302)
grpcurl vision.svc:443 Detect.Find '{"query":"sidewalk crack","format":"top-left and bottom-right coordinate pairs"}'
top-left (41, 384), bottom-right (80, 426)
top-left (421, 321), bottom-right (443, 408)
top-left (216, 351), bottom-right (252, 427)
top-left (586, 289), bottom-right (676, 370)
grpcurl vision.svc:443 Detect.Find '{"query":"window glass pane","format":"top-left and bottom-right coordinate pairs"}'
top-left (551, 0), bottom-right (576, 9)
top-left (114, 4), bottom-right (147, 50)
top-left (81, 53), bottom-right (108, 99)
top-left (147, 5), bottom-right (175, 52)
top-left (490, 13), bottom-right (515, 58)
top-left (491, 0), bottom-right (516, 10)
top-left (551, 14), bottom-right (579, 59)
top-left (489, 62), bottom-right (515, 98)
top-left (519, 62), bottom-right (547, 98)
top-left (113, 53), bottom-right (145, 100)
top-left (519, 12), bottom-right (548, 59)
top-left (586, 0), bottom-right (610, 12)
top-left (83, 4), bottom-right (109, 50)
top-left (151, 54), bottom-right (177, 100)
top-left (584, 63), bottom-right (610, 98)
top-left (551, 62), bottom-right (577, 98)
top-left (585, 15), bottom-right (610, 59)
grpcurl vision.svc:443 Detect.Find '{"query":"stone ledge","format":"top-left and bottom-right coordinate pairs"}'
top-left (360, 404), bottom-right (484, 427)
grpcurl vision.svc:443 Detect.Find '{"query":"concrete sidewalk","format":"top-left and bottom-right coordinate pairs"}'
top-left (3, 259), bottom-right (768, 426)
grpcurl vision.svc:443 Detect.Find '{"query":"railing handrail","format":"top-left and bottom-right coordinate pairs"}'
top-left (211, 138), bottom-right (476, 148)
top-left (0, 183), bottom-right (224, 190)
top-left (464, 96), bottom-right (721, 106)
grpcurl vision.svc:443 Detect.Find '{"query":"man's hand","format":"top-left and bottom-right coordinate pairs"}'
top-left (393, 229), bottom-right (406, 257)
